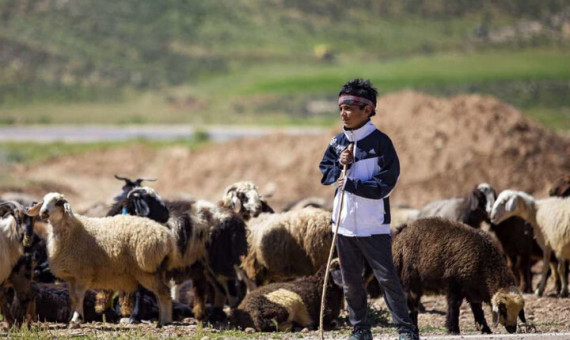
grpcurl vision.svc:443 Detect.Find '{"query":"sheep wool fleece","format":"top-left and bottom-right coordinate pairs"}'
top-left (319, 120), bottom-right (416, 335)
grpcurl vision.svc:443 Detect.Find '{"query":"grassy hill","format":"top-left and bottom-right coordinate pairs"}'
top-left (0, 0), bottom-right (569, 129)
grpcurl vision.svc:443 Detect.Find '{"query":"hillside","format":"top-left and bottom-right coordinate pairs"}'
top-left (6, 92), bottom-right (569, 211)
top-left (1, 1), bottom-right (568, 105)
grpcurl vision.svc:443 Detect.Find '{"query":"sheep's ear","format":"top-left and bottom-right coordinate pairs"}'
top-left (25, 201), bottom-right (43, 217)
top-left (260, 200), bottom-right (274, 213)
top-left (469, 189), bottom-right (482, 211)
top-left (133, 198), bottom-right (150, 217)
top-left (63, 202), bottom-right (73, 215)
top-left (518, 308), bottom-right (526, 323)
top-left (231, 196), bottom-right (242, 214)
top-left (505, 196), bottom-right (518, 212)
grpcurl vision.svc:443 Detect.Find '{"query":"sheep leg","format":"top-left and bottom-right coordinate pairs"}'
top-left (138, 275), bottom-right (172, 327)
top-left (205, 271), bottom-right (229, 322)
top-left (507, 256), bottom-right (522, 289)
top-left (445, 283), bottom-right (463, 334)
top-left (535, 248), bottom-right (552, 297)
top-left (406, 291), bottom-right (421, 328)
top-left (210, 282), bottom-right (228, 322)
top-left (192, 278), bottom-right (208, 321)
top-left (520, 255), bottom-right (533, 294)
top-left (68, 283), bottom-right (86, 328)
top-left (550, 262), bottom-right (561, 295)
top-left (558, 258), bottom-right (568, 297)
top-left (0, 286), bottom-right (16, 326)
top-left (469, 302), bottom-right (491, 334)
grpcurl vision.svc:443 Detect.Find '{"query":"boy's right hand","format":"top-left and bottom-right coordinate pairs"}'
top-left (339, 148), bottom-right (353, 166)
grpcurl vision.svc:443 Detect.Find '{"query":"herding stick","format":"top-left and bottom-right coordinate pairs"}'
top-left (319, 142), bottom-right (353, 340)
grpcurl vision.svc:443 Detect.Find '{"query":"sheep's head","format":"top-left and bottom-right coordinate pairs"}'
top-left (0, 200), bottom-right (35, 247)
top-left (125, 187), bottom-right (169, 223)
top-left (491, 287), bottom-right (525, 333)
top-left (113, 175), bottom-right (157, 202)
top-left (490, 190), bottom-right (533, 225)
top-left (26, 192), bottom-right (71, 222)
top-left (476, 182), bottom-right (496, 215)
top-left (222, 181), bottom-right (266, 221)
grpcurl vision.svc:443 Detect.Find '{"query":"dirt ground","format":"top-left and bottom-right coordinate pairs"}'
top-left (3, 91), bottom-right (569, 212)
top-left (1, 91), bottom-right (569, 338)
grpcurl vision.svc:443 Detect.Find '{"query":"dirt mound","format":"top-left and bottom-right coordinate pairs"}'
top-left (9, 91), bottom-right (570, 211)
top-left (376, 91), bottom-right (570, 207)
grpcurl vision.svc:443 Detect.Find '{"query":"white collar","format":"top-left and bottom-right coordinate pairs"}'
top-left (343, 120), bottom-right (376, 142)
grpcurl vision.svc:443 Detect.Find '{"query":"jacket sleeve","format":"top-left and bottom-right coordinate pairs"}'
top-left (344, 136), bottom-right (400, 199)
top-left (319, 140), bottom-right (343, 186)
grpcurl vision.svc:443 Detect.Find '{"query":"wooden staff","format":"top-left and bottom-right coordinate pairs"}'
top-left (319, 142), bottom-right (353, 340)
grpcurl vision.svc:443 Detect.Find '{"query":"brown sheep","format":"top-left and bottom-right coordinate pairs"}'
top-left (230, 261), bottom-right (343, 332)
top-left (392, 217), bottom-right (525, 334)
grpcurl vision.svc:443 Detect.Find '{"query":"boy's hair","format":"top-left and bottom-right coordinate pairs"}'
top-left (338, 78), bottom-right (378, 116)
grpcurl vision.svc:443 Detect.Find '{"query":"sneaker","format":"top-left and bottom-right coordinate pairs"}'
top-left (398, 332), bottom-right (419, 340)
top-left (349, 327), bottom-right (373, 340)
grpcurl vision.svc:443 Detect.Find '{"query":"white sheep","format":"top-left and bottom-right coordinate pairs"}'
top-left (242, 207), bottom-right (332, 286)
top-left (26, 193), bottom-right (175, 327)
top-left (490, 190), bottom-right (570, 297)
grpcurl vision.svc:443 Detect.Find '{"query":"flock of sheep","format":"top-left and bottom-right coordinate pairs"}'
top-left (0, 173), bottom-right (569, 335)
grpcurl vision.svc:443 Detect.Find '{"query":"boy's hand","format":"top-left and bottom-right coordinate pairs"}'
top-left (339, 148), bottom-right (353, 166)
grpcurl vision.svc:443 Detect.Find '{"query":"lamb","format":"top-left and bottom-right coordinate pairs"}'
top-left (417, 183), bottom-right (496, 228)
top-left (230, 260), bottom-right (343, 332)
top-left (490, 190), bottom-right (570, 297)
top-left (392, 217), bottom-right (525, 334)
top-left (108, 186), bottom-right (248, 322)
top-left (25, 192), bottom-right (175, 327)
top-left (220, 181), bottom-right (274, 221)
top-left (242, 207), bottom-right (333, 286)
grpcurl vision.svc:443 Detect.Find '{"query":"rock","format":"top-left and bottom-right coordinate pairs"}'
top-left (245, 327), bottom-right (255, 334)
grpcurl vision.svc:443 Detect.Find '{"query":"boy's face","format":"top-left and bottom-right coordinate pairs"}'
top-left (339, 103), bottom-right (372, 129)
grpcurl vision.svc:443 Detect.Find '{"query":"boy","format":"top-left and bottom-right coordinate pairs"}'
top-left (319, 79), bottom-right (418, 340)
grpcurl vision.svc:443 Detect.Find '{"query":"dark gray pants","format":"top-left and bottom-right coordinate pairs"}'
top-left (337, 234), bottom-right (416, 335)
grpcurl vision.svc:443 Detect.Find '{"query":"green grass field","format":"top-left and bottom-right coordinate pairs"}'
top-left (2, 49), bottom-right (569, 130)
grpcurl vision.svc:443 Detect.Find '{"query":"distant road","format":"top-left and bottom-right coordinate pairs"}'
top-left (0, 125), bottom-right (328, 143)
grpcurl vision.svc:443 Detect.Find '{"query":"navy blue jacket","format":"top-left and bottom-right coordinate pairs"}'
top-left (319, 121), bottom-right (400, 236)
